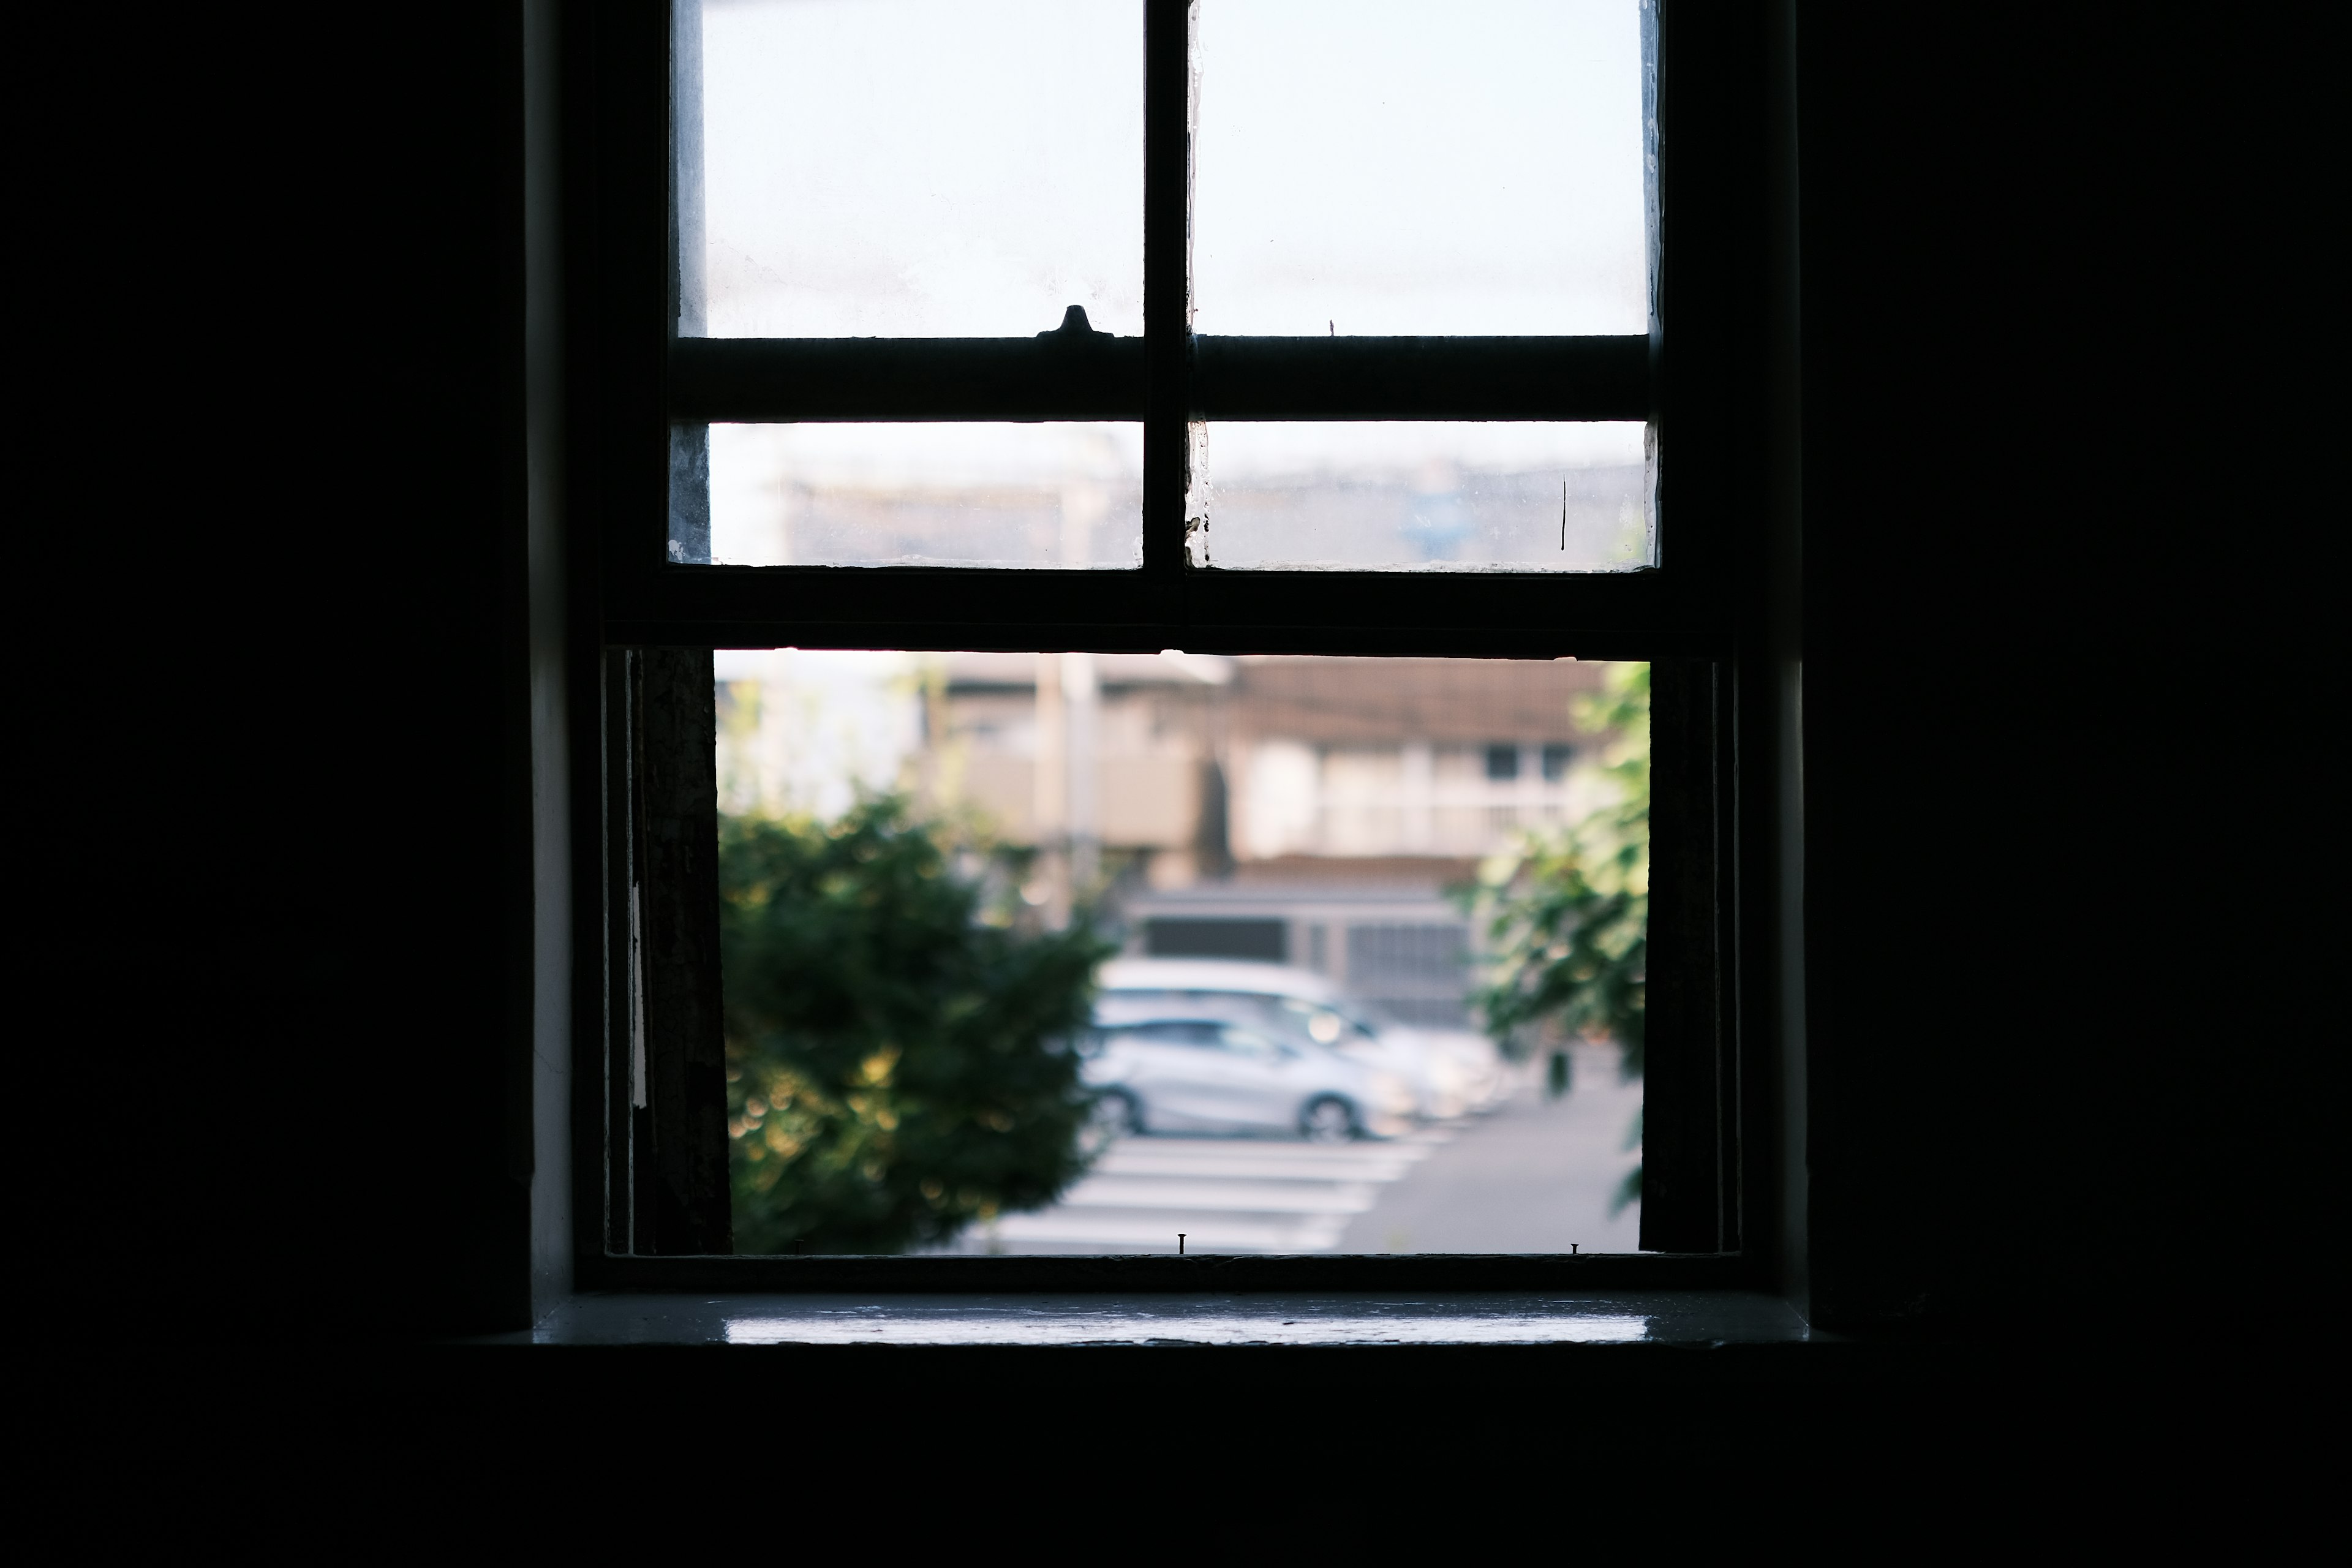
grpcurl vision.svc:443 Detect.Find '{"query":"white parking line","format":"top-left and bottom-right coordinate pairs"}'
top-left (1088, 1153), bottom-right (1429, 1182)
top-left (959, 1130), bottom-right (1458, 1254)
top-left (1045, 1176), bottom-right (1383, 1213)
top-left (987, 1210), bottom-right (1352, 1252)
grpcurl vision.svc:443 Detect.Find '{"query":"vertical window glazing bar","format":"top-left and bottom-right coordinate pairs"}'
top-left (1642, 0), bottom-right (1662, 349)
top-left (1641, 0), bottom-right (1665, 569)
top-left (1143, 0), bottom-right (1195, 592)
top-left (668, 2), bottom-right (710, 564)
top-left (1642, 657), bottom-right (1729, 1253)
top-left (605, 651), bottom-right (638, 1254)
top-left (633, 646), bottom-right (733, 1255)
top-left (671, 0), bottom-right (704, 338)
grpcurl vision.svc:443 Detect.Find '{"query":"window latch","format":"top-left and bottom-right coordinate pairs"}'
top-left (1039, 304), bottom-right (1109, 341)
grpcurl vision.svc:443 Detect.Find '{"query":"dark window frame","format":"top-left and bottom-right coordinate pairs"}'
top-left (566, 0), bottom-right (1782, 1292)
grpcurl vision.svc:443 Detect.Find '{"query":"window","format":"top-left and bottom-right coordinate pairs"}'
top-left (577, 0), bottom-right (1754, 1287)
top-left (715, 650), bottom-right (1646, 1253)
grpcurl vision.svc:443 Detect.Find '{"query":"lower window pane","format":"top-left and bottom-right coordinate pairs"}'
top-left (1189, 421), bottom-right (1653, 572)
top-left (714, 651), bottom-right (1649, 1254)
top-left (699, 423), bottom-right (1144, 568)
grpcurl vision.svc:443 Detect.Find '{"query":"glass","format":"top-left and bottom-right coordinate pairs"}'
top-left (686, 0), bottom-right (1144, 338)
top-left (1189, 422), bottom-right (1652, 571)
top-left (704, 423), bottom-right (1143, 568)
top-left (715, 652), bottom-right (1647, 1254)
top-left (1194, 0), bottom-right (1648, 336)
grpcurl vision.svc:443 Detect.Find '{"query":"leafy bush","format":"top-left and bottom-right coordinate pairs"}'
top-left (720, 797), bottom-right (1113, 1254)
top-left (1469, 662), bottom-right (1648, 1210)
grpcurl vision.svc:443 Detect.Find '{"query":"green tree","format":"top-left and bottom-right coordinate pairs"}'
top-left (719, 796), bottom-right (1114, 1253)
top-left (1469, 662), bottom-right (1649, 1212)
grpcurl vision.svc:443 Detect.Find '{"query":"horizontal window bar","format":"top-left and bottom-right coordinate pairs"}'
top-left (1194, 336), bottom-right (1649, 420)
top-left (602, 564), bottom-right (1724, 658)
top-left (579, 1251), bottom-right (1746, 1294)
top-left (672, 333), bottom-right (1147, 421)
top-left (669, 334), bottom-right (1650, 422)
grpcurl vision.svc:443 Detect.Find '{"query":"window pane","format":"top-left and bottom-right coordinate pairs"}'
top-left (1189, 422), bottom-right (1652, 571)
top-left (714, 652), bottom-right (1648, 1254)
top-left (1194, 0), bottom-right (1648, 336)
top-left (689, 0), bottom-right (1144, 338)
top-left (704, 423), bottom-right (1142, 568)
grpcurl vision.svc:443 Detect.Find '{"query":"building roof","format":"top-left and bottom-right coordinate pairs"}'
top-left (1230, 656), bottom-right (1607, 744)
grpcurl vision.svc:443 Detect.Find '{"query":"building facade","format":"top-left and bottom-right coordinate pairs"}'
top-left (717, 652), bottom-right (1624, 1027)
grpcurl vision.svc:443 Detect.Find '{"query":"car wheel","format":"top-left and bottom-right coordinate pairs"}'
top-left (1300, 1096), bottom-right (1355, 1144)
top-left (1088, 1089), bottom-right (1144, 1145)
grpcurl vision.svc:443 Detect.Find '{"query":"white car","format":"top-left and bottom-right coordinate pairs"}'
top-left (1079, 1017), bottom-right (1415, 1140)
top-left (1095, 958), bottom-right (1513, 1120)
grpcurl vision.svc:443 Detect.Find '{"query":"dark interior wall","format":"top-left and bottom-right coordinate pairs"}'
top-left (328, 2), bottom-right (546, 1332)
top-left (64, 4), bottom-right (550, 1333)
top-left (51, 5), bottom-right (2310, 1340)
top-left (1791, 7), bottom-right (2313, 1330)
top-left (331, 5), bottom-right (541, 1333)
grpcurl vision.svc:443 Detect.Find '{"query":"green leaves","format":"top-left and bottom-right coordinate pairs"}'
top-left (719, 797), bottom-right (1114, 1254)
top-left (1469, 662), bottom-right (1650, 1078)
top-left (1468, 662), bottom-right (1651, 1211)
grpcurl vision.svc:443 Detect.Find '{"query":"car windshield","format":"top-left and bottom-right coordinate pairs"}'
top-left (1102, 989), bottom-right (1351, 1051)
top-left (1268, 997), bottom-right (1375, 1044)
top-left (1117, 1020), bottom-right (1229, 1048)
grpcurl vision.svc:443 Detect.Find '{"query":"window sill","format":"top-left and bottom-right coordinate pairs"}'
top-left (510, 1287), bottom-right (1813, 1348)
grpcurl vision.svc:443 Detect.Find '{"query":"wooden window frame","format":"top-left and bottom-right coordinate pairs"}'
top-left (565, 0), bottom-right (1787, 1292)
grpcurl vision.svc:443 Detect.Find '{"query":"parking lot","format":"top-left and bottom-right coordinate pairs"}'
top-left (950, 1043), bottom-right (1643, 1255)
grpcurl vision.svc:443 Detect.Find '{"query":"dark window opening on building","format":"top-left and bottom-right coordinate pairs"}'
top-left (1144, 917), bottom-right (1288, 963)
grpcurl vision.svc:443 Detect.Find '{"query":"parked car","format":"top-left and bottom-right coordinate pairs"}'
top-left (1079, 1017), bottom-right (1415, 1140)
top-left (1094, 986), bottom-right (1439, 1117)
top-left (1095, 958), bottom-right (1513, 1120)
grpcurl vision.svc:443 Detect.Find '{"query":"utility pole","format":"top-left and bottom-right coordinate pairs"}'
top-left (1032, 650), bottom-right (1068, 927)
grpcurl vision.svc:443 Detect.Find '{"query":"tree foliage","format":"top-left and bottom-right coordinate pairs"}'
top-left (1468, 662), bottom-right (1649, 1209)
top-left (719, 797), bottom-right (1113, 1254)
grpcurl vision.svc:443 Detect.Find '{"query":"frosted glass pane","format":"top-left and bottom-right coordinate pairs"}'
top-left (1194, 1), bottom-right (1646, 335)
top-left (1190, 423), bottom-right (1651, 572)
top-left (707, 423), bottom-right (1143, 568)
top-left (693, 1), bottom-right (1143, 337)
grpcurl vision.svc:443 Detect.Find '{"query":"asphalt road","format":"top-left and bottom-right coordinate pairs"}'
top-left (1339, 1042), bottom-right (1643, 1253)
top-left (957, 1042), bottom-right (1643, 1255)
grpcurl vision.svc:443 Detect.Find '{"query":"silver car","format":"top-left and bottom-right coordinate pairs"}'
top-left (1095, 958), bottom-right (1514, 1120)
top-left (1079, 1017), bottom-right (1415, 1141)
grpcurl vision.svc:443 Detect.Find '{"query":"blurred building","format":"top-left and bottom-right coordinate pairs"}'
top-left (935, 654), bottom-right (1619, 1026)
top-left (715, 650), bottom-right (1623, 1025)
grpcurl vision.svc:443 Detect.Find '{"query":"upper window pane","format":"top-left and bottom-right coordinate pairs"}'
top-left (1191, 422), bottom-right (1651, 572)
top-left (688, 0), bottom-right (1144, 338)
top-left (1193, 0), bottom-right (1647, 336)
top-left (709, 423), bottom-right (1142, 567)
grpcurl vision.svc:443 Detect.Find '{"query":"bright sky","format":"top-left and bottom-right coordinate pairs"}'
top-left (1207, 420), bottom-right (1642, 480)
top-left (701, 0), bottom-right (1144, 336)
top-left (711, 648), bottom-right (923, 816)
top-left (696, 0), bottom-right (1645, 339)
top-left (1196, 0), bottom-right (1645, 335)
